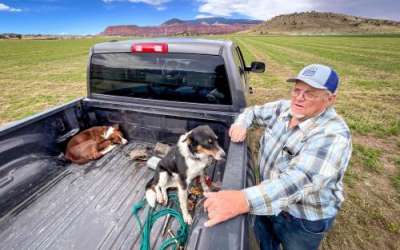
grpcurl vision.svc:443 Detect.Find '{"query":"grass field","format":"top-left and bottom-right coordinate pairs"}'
top-left (0, 38), bottom-right (108, 124)
top-left (1, 35), bottom-right (400, 249)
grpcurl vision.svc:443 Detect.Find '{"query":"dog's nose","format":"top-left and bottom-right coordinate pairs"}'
top-left (215, 148), bottom-right (226, 160)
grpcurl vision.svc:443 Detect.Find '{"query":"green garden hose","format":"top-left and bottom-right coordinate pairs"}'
top-left (132, 193), bottom-right (189, 250)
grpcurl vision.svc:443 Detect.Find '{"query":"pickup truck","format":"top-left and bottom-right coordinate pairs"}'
top-left (0, 38), bottom-right (265, 250)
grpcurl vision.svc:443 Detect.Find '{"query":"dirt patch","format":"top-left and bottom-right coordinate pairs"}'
top-left (353, 135), bottom-right (399, 155)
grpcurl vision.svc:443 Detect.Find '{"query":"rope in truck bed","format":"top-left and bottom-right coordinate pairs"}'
top-left (132, 193), bottom-right (189, 250)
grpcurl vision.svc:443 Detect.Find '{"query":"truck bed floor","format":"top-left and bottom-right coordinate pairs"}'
top-left (0, 142), bottom-right (179, 250)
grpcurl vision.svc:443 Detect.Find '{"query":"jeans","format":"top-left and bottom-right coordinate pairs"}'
top-left (254, 211), bottom-right (335, 250)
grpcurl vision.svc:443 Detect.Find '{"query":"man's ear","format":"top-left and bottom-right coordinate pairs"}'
top-left (328, 94), bottom-right (337, 106)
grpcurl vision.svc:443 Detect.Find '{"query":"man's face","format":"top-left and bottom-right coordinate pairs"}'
top-left (290, 81), bottom-right (336, 120)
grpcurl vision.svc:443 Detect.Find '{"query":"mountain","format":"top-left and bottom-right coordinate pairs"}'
top-left (162, 18), bottom-right (185, 26)
top-left (101, 17), bottom-right (262, 36)
top-left (248, 11), bottom-right (400, 34)
top-left (162, 17), bottom-right (262, 26)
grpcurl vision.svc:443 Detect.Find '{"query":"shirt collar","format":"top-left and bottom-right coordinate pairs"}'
top-left (280, 108), bottom-right (292, 122)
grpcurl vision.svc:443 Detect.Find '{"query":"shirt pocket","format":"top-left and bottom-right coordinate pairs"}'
top-left (277, 141), bottom-right (305, 172)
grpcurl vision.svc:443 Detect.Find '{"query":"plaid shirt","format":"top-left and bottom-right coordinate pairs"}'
top-left (237, 100), bottom-right (352, 220)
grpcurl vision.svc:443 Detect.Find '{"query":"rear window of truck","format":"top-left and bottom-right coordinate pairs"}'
top-left (90, 53), bottom-right (232, 105)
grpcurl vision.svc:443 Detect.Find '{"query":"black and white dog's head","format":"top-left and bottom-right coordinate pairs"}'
top-left (179, 125), bottom-right (225, 161)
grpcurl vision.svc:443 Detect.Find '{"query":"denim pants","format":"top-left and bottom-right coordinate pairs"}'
top-left (254, 212), bottom-right (335, 250)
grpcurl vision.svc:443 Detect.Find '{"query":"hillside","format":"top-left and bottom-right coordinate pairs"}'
top-left (161, 17), bottom-right (262, 26)
top-left (249, 11), bottom-right (400, 34)
top-left (101, 17), bottom-right (262, 36)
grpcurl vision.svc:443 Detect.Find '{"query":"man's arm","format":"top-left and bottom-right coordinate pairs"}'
top-left (234, 100), bottom-right (286, 129)
top-left (230, 100), bottom-right (287, 142)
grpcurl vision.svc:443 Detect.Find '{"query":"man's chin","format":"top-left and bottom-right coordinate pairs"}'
top-left (290, 110), bottom-right (306, 120)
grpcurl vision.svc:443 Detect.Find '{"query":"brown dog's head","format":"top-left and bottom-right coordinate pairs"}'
top-left (184, 125), bottom-right (225, 161)
top-left (103, 124), bottom-right (128, 145)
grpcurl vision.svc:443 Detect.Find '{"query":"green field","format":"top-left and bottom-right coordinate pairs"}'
top-left (1, 35), bottom-right (399, 249)
top-left (0, 38), bottom-right (108, 123)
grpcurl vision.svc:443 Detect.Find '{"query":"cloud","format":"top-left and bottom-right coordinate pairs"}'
top-left (195, 14), bottom-right (215, 19)
top-left (0, 2), bottom-right (22, 12)
top-left (156, 5), bottom-right (167, 11)
top-left (102, 0), bottom-right (170, 10)
top-left (306, 0), bottom-right (400, 21)
top-left (197, 0), bottom-right (313, 20)
top-left (196, 0), bottom-right (400, 21)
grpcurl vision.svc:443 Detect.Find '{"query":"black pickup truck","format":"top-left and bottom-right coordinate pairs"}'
top-left (0, 38), bottom-right (265, 250)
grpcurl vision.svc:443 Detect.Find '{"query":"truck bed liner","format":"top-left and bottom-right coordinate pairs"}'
top-left (0, 141), bottom-right (189, 250)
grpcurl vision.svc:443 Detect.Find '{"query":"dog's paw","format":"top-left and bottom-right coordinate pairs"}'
top-left (183, 213), bottom-right (193, 225)
top-left (202, 185), bottom-right (211, 193)
top-left (145, 190), bottom-right (156, 208)
top-left (162, 196), bottom-right (168, 206)
top-left (156, 192), bottom-right (164, 204)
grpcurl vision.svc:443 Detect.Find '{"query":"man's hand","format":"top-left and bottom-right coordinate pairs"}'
top-left (203, 190), bottom-right (250, 227)
top-left (229, 124), bottom-right (247, 142)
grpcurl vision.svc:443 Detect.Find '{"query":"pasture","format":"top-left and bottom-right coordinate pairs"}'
top-left (0, 35), bottom-right (399, 249)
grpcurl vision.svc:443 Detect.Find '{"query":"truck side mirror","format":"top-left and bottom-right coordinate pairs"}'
top-left (246, 61), bottom-right (265, 73)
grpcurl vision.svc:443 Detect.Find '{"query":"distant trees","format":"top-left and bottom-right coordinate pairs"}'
top-left (0, 33), bottom-right (22, 39)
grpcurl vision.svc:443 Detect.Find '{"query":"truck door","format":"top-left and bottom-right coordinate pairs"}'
top-left (232, 46), bottom-right (250, 94)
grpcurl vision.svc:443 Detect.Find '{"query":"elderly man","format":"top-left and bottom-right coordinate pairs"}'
top-left (203, 64), bottom-right (352, 250)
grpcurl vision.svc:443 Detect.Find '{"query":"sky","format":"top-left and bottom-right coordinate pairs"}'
top-left (0, 0), bottom-right (399, 35)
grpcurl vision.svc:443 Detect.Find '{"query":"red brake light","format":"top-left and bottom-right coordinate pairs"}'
top-left (131, 43), bottom-right (168, 53)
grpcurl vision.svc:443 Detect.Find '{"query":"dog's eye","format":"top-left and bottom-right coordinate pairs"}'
top-left (208, 139), bottom-right (213, 144)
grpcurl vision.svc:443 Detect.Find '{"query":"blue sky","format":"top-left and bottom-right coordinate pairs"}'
top-left (1, 0), bottom-right (399, 35)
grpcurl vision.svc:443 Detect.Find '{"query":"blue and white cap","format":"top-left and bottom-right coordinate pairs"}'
top-left (287, 64), bottom-right (339, 93)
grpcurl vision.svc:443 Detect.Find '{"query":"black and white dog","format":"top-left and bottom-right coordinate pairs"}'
top-left (145, 125), bottom-right (225, 224)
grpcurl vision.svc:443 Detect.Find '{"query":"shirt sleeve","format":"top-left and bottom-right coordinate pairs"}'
top-left (242, 132), bottom-right (352, 216)
top-left (234, 100), bottom-right (287, 129)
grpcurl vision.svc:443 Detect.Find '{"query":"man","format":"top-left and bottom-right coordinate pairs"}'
top-left (203, 64), bottom-right (352, 250)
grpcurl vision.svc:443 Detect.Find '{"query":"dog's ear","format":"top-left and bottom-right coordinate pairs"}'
top-left (182, 131), bottom-right (191, 143)
top-left (182, 132), bottom-right (196, 152)
top-left (186, 133), bottom-right (199, 154)
top-left (101, 128), bottom-right (107, 139)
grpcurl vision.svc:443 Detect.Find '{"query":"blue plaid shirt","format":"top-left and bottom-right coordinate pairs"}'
top-left (236, 100), bottom-right (352, 220)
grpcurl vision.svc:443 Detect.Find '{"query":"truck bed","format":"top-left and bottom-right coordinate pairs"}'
top-left (0, 98), bottom-right (251, 250)
top-left (0, 141), bottom-right (217, 249)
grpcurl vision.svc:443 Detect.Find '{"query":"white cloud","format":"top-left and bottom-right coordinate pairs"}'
top-left (195, 14), bottom-right (214, 19)
top-left (156, 5), bottom-right (167, 10)
top-left (197, 0), bottom-right (314, 20)
top-left (0, 3), bottom-right (22, 12)
top-left (103, 0), bottom-right (170, 9)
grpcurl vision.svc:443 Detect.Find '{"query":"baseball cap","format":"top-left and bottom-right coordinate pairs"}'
top-left (287, 64), bottom-right (339, 93)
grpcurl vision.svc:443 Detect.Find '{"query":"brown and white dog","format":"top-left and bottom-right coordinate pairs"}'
top-left (145, 125), bottom-right (225, 224)
top-left (65, 125), bottom-right (127, 165)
